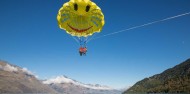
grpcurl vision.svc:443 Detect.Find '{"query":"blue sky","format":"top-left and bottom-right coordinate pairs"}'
top-left (0, 0), bottom-right (190, 89)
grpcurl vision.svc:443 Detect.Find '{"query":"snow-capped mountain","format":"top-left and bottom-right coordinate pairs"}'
top-left (0, 60), bottom-right (122, 94)
top-left (43, 75), bottom-right (122, 94)
top-left (43, 75), bottom-right (112, 90)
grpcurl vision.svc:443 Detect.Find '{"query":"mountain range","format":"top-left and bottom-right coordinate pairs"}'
top-left (43, 76), bottom-right (122, 94)
top-left (0, 60), bottom-right (122, 94)
top-left (1, 58), bottom-right (190, 94)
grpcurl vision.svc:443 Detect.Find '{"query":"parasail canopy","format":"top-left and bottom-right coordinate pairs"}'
top-left (57, 0), bottom-right (105, 37)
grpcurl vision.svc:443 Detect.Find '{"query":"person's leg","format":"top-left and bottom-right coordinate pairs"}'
top-left (80, 52), bottom-right (82, 56)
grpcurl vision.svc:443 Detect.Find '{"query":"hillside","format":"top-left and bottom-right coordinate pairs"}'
top-left (0, 61), bottom-right (58, 93)
top-left (123, 59), bottom-right (190, 93)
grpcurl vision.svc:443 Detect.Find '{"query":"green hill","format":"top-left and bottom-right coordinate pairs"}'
top-left (123, 59), bottom-right (190, 94)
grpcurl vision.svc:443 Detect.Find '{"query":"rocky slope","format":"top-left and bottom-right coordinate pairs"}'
top-left (123, 59), bottom-right (190, 93)
top-left (0, 61), bottom-right (58, 93)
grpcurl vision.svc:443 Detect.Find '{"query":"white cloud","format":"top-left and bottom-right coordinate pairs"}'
top-left (22, 67), bottom-right (33, 75)
top-left (0, 63), bottom-right (38, 78)
top-left (3, 64), bottom-right (18, 72)
top-left (22, 67), bottom-right (38, 78)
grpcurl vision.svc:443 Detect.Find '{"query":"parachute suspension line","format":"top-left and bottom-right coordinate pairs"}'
top-left (85, 37), bottom-right (88, 42)
top-left (89, 12), bottom-right (190, 41)
top-left (86, 33), bottom-right (98, 43)
top-left (78, 37), bottom-right (85, 47)
top-left (84, 37), bottom-right (87, 47)
top-left (79, 37), bottom-right (82, 46)
top-left (83, 37), bottom-right (88, 46)
top-left (71, 36), bottom-right (80, 45)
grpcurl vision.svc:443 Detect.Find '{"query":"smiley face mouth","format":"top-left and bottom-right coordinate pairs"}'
top-left (67, 23), bottom-right (93, 33)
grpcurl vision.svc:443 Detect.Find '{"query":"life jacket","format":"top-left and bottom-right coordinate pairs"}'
top-left (79, 47), bottom-right (83, 52)
top-left (82, 48), bottom-right (87, 52)
top-left (79, 47), bottom-right (87, 53)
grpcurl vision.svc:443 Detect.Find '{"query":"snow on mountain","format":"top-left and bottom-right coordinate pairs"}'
top-left (0, 61), bottom-right (122, 94)
top-left (43, 75), bottom-right (122, 94)
top-left (0, 63), bottom-right (18, 72)
top-left (43, 75), bottom-right (114, 90)
top-left (0, 62), bottom-right (37, 78)
top-left (0, 61), bottom-right (58, 93)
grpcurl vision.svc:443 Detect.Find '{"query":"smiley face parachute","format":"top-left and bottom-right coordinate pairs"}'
top-left (57, 0), bottom-right (105, 47)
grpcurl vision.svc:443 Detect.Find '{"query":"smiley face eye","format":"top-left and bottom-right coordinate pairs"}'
top-left (86, 5), bottom-right (90, 12)
top-left (74, 3), bottom-right (78, 11)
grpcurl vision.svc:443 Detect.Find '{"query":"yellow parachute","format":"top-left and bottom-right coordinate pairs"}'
top-left (57, 0), bottom-right (105, 37)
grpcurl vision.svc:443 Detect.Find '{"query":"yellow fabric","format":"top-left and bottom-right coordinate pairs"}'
top-left (57, 0), bottom-right (105, 37)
